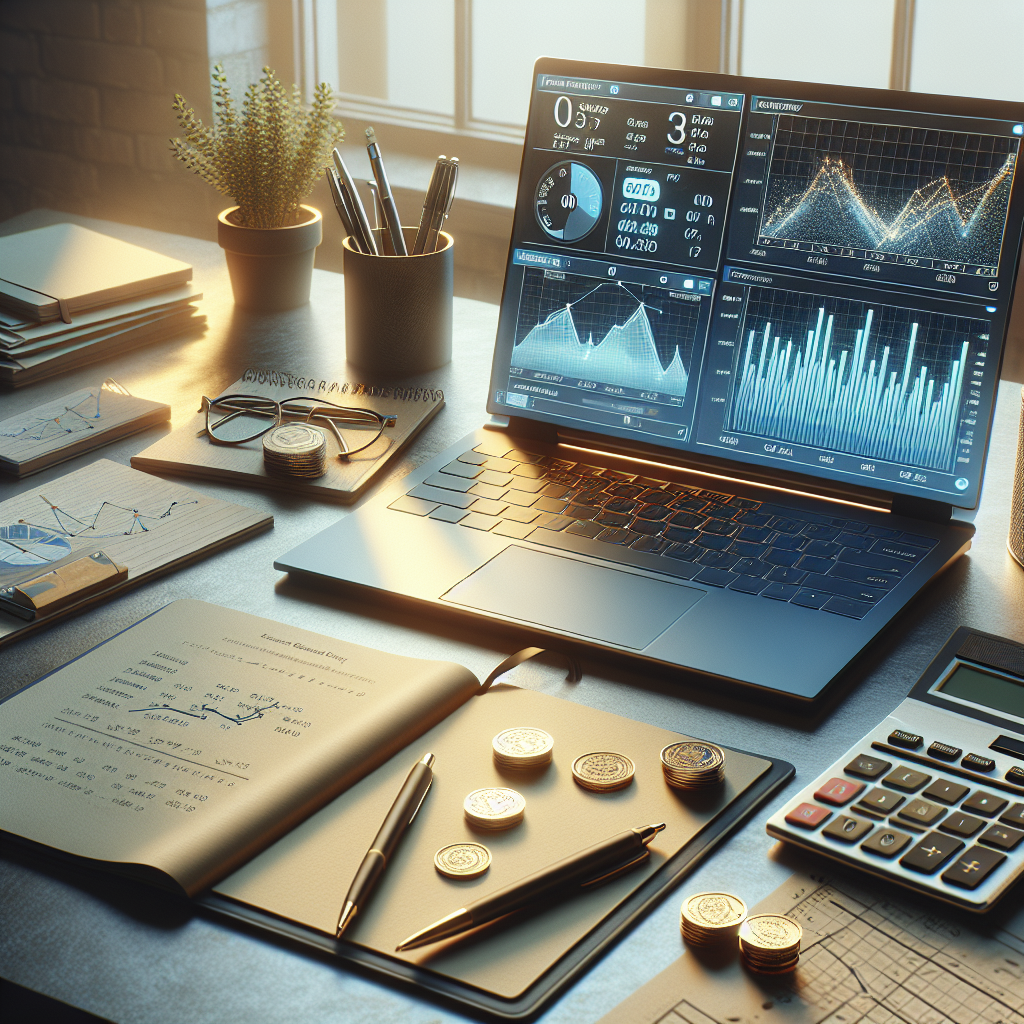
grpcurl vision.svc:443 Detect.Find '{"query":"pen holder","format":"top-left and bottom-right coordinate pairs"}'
top-left (1009, 385), bottom-right (1024, 567)
top-left (343, 228), bottom-right (453, 376)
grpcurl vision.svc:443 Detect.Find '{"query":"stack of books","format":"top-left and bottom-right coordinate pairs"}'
top-left (0, 223), bottom-right (203, 387)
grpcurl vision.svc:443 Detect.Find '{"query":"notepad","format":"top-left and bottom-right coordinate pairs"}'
top-left (0, 223), bottom-right (193, 322)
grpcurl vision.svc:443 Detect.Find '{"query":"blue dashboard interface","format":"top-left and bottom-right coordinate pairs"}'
top-left (486, 62), bottom-right (1024, 508)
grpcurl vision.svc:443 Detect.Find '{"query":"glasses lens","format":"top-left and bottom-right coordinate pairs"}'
top-left (283, 403), bottom-right (391, 457)
top-left (207, 395), bottom-right (278, 444)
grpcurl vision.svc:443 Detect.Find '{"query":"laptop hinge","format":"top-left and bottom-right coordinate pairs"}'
top-left (505, 416), bottom-right (560, 445)
top-left (890, 494), bottom-right (952, 523)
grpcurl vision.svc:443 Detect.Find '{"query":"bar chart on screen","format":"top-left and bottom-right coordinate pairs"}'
top-left (723, 286), bottom-right (989, 473)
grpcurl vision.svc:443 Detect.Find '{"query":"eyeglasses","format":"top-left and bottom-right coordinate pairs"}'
top-left (199, 394), bottom-right (396, 457)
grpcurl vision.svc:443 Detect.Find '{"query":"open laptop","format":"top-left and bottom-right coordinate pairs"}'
top-left (277, 59), bottom-right (1024, 705)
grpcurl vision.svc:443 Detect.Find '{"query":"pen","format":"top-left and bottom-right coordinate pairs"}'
top-left (366, 180), bottom-right (389, 254)
top-left (337, 752), bottom-right (435, 938)
top-left (412, 155), bottom-right (447, 256)
top-left (395, 822), bottom-right (666, 951)
top-left (365, 127), bottom-right (408, 256)
top-left (423, 159), bottom-right (454, 255)
top-left (327, 167), bottom-right (364, 253)
top-left (332, 147), bottom-right (377, 256)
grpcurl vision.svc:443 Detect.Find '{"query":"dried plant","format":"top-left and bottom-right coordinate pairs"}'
top-left (170, 64), bottom-right (345, 229)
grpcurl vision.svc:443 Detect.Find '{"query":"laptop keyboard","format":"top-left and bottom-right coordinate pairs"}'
top-left (388, 438), bottom-right (938, 620)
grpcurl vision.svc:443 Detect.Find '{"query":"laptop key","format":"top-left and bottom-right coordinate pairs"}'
top-left (535, 514), bottom-right (575, 531)
top-left (829, 561), bottom-right (898, 588)
top-left (769, 534), bottom-right (805, 552)
top-left (541, 482), bottom-right (573, 499)
top-left (596, 527), bottom-right (639, 546)
top-left (735, 511), bottom-right (772, 526)
top-left (696, 550), bottom-right (737, 569)
top-left (636, 504), bottom-right (673, 521)
top-left (822, 596), bottom-right (873, 618)
top-left (534, 496), bottom-right (568, 514)
top-left (469, 498), bottom-right (508, 516)
top-left (390, 495), bottom-right (439, 516)
top-left (664, 543), bottom-right (700, 561)
top-left (426, 472), bottom-right (476, 493)
top-left (766, 566), bottom-right (806, 585)
top-left (409, 484), bottom-right (476, 508)
top-left (511, 464), bottom-right (545, 479)
top-left (631, 519), bottom-right (667, 536)
top-left (803, 523), bottom-right (841, 540)
top-left (866, 525), bottom-right (901, 538)
top-left (457, 450), bottom-right (489, 466)
top-left (728, 575), bottom-right (768, 594)
top-left (791, 588), bottom-right (830, 609)
top-left (608, 483), bottom-right (645, 498)
top-left (727, 497), bottom-right (761, 509)
top-left (732, 557), bottom-right (766, 576)
top-left (797, 554), bottom-right (837, 574)
top-left (762, 582), bottom-right (800, 601)
top-left (730, 541), bottom-right (768, 559)
top-left (694, 533), bottom-right (732, 550)
top-left (605, 497), bottom-right (640, 514)
top-left (503, 448), bottom-right (544, 463)
top-left (836, 532), bottom-right (872, 550)
top-left (838, 549), bottom-right (912, 575)
top-left (473, 439), bottom-right (511, 457)
top-left (700, 518), bottom-right (738, 536)
top-left (769, 516), bottom-right (804, 533)
top-left (736, 526), bottom-right (772, 542)
top-left (565, 503), bottom-right (602, 520)
top-left (764, 548), bottom-right (801, 567)
top-left (503, 490), bottom-right (539, 508)
top-left (429, 505), bottom-right (468, 523)
top-left (596, 512), bottom-right (632, 528)
top-left (566, 521), bottom-right (604, 539)
top-left (803, 540), bottom-right (841, 557)
top-left (491, 519), bottom-right (536, 539)
top-left (508, 476), bottom-right (546, 494)
top-left (632, 535), bottom-right (670, 553)
top-left (469, 482), bottom-right (510, 501)
top-left (442, 460), bottom-right (483, 479)
top-left (460, 512), bottom-right (499, 531)
top-left (871, 539), bottom-right (931, 562)
top-left (501, 506), bottom-right (540, 524)
top-left (482, 457), bottom-right (517, 472)
top-left (693, 567), bottom-right (735, 587)
top-left (664, 526), bottom-right (699, 544)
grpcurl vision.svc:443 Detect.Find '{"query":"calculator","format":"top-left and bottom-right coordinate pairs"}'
top-left (766, 627), bottom-right (1024, 912)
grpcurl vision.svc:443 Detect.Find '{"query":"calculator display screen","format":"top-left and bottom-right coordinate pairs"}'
top-left (937, 662), bottom-right (1024, 719)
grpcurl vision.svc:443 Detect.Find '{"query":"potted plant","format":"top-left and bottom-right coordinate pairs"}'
top-left (171, 65), bottom-right (344, 311)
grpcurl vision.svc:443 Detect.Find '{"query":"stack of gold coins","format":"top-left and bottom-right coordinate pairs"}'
top-left (738, 915), bottom-right (802, 973)
top-left (492, 727), bottom-right (554, 768)
top-left (463, 787), bottom-right (526, 830)
top-left (571, 751), bottom-right (635, 792)
top-left (660, 741), bottom-right (726, 789)
top-left (433, 842), bottom-right (491, 879)
top-left (262, 423), bottom-right (328, 478)
top-left (680, 892), bottom-right (747, 946)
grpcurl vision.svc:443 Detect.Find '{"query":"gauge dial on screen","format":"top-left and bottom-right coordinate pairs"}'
top-left (535, 161), bottom-right (603, 242)
top-left (0, 524), bottom-right (71, 567)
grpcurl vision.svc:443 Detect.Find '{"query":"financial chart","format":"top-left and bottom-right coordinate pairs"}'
top-left (759, 116), bottom-right (1018, 273)
top-left (724, 286), bottom-right (987, 473)
top-left (511, 270), bottom-right (702, 397)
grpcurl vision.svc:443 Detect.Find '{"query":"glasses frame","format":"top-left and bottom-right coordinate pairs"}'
top-left (199, 394), bottom-right (396, 457)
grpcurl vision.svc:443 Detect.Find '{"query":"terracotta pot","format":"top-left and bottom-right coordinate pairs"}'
top-left (217, 205), bottom-right (322, 311)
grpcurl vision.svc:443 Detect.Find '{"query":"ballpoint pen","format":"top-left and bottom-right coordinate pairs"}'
top-left (327, 167), bottom-right (364, 253)
top-left (337, 752), bottom-right (435, 938)
top-left (332, 147), bottom-right (378, 255)
top-left (365, 127), bottom-right (408, 256)
top-left (395, 823), bottom-right (666, 951)
top-left (423, 159), bottom-right (455, 254)
top-left (413, 155), bottom-right (447, 256)
top-left (366, 180), bottom-right (388, 253)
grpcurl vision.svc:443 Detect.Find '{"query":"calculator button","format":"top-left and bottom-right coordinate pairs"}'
top-left (861, 828), bottom-right (913, 858)
top-left (897, 799), bottom-right (946, 827)
top-left (1000, 803), bottom-right (1024, 828)
top-left (888, 729), bottom-right (923, 750)
top-left (921, 779), bottom-right (970, 805)
top-left (785, 803), bottom-right (831, 829)
top-left (822, 815), bottom-right (873, 843)
top-left (1006, 766), bottom-right (1024, 786)
top-left (927, 741), bottom-right (962, 761)
top-left (900, 833), bottom-right (964, 874)
top-left (939, 813), bottom-right (986, 838)
top-left (883, 766), bottom-right (931, 792)
top-left (844, 754), bottom-right (891, 779)
top-left (940, 846), bottom-right (1006, 890)
top-left (961, 753), bottom-right (996, 772)
top-left (814, 778), bottom-right (865, 806)
top-left (961, 792), bottom-right (1009, 818)
top-left (990, 734), bottom-right (1024, 758)
top-left (978, 824), bottom-right (1024, 851)
top-left (856, 788), bottom-right (904, 813)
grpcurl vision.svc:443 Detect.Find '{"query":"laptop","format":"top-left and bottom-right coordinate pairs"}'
top-left (277, 59), bottom-right (1024, 705)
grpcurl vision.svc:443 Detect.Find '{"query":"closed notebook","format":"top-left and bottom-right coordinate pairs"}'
top-left (0, 223), bottom-right (192, 322)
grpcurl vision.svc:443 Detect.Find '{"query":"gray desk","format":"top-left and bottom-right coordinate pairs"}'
top-left (1, 210), bottom-right (1022, 1024)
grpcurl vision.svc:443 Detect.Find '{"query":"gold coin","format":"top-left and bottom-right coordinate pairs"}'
top-left (661, 741), bottom-right (724, 771)
top-left (433, 842), bottom-right (492, 879)
top-left (739, 914), bottom-right (802, 951)
top-left (463, 787), bottom-right (526, 829)
top-left (571, 751), bottom-right (635, 791)
top-left (682, 892), bottom-right (747, 929)
top-left (492, 727), bottom-right (554, 766)
top-left (263, 423), bottom-right (326, 455)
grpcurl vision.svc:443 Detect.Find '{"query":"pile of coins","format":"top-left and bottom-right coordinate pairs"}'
top-left (492, 727), bottom-right (554, 769)
top-left (738, 914), bottom-right (802, 974)
top-left (680, 892), bottom-right (747, 946)
top-left (660, 741), bottom-right (726, 789)
top-left (262, 423), bottom-right (328, 478)
top-left (571, 751), bottom-right (635, 792)
top-left (463, 787), bottom-right (526, 830)
top-left (434, 842), bottom-right (491, 879)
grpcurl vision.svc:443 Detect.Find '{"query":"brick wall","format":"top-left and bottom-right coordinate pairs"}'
top-left (0, 0), bottom-right (224, 238)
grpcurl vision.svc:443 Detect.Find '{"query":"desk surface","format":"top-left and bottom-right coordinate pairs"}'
top-left (1, 209), bottom-right (1022, 1024)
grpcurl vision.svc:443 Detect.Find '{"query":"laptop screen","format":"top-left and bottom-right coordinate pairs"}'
top-left (486, 60), bottom-right (1024, 509)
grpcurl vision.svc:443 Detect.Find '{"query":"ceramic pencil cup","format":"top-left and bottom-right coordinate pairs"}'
top-left (343, 227), bottom-right (453, 376)
top-left (1009, 385), bottom-right (1024, 567)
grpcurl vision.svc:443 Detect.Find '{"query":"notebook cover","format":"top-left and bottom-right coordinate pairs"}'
top-left (204, 684), bottom-right (795, 1020)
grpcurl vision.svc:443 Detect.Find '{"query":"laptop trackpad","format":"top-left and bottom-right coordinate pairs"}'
top-left (441, 545), bottom-right (705, 649)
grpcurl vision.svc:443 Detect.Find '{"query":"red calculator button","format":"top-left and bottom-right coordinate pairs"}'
top-left (785, 803), bottom-right (832, 829)
top-left (814, 778), bottom-right (866, 806)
